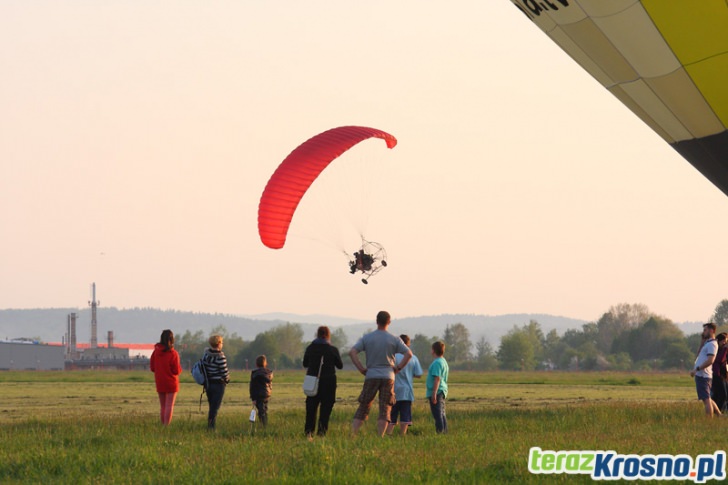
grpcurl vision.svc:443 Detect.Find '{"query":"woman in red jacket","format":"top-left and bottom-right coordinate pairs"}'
top-left (150, 329), bottom-right (182, 425)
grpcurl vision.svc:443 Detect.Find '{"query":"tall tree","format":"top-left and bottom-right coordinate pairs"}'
top-left (269, 323), bottom-right (304, 367)
top-left (475, 337), bottom-right (499, 370)
top-left (522, 320), bottom-right (545, 364)
top-left (442, 323), bottom-right (472, 364)
top-left (410, 333), bottom-right (437, 369)
top-left (175, 329), bottom-right (206, 369)
top-left (611, 316), bottom-right (685, 364)
top-left (595, 303), bottom-right (650, 353)
top-left (236, 331), bottom-right (280, 369)
top-left (330, 327), bottom-right (349, 350)
top-left (712, 299), bottom-right (728, 327)
top-left (542, 329), bottom-right (562, 369)
top-left (234, 323), bottom-right (304, 369)
top-left (497, 325), bottom-right (536, 370)
top-left (661, 341), bottom-right (695, 370)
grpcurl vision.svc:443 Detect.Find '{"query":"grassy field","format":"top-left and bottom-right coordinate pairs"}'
top-left (0, 370), bottom-right (723, 484)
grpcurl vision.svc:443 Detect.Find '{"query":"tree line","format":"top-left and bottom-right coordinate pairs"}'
top-left (478, 301), bottom-right (728, 371)
top-left (173, 301), bottom-right (728, 372)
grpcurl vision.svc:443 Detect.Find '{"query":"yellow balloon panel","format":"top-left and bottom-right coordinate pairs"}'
top-left (685, 55), bottom-right (728, 129)
top-left (647, 69), bottom-right (725, 139)
top-left (591, 2), bottom-right (680, 79)
top-left (643, 0), bottom-right (728, 128)
top-left (642, 0), bottom-right (728, 65)
top-left (510, 0), bottom-right (728, 195)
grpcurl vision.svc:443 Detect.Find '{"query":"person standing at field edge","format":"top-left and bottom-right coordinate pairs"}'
top-left (350, 311), bottom-right (412, 437)
top-left (426, 340), bottom-right (449, 433)
top-left (150, 329), bottom-right (182, 426)
top-left (690, 322), bottom-right (722, 417)
top-left (386, 334), bottom-right (423, 436)
top-left (710, 332), bottom-right (728, 413)
top-left (203, 334), bottom-right (230, 430)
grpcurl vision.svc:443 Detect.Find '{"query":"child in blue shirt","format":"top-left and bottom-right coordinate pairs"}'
top-left (426, 341), bottom-right (449, 433)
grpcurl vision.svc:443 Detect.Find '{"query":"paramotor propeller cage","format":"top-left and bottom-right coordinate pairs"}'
top-left (349, 239), bottom-right (387, 284)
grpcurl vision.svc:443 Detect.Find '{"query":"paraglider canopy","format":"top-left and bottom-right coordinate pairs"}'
top-left (258, 125), bottom-right (397, 250)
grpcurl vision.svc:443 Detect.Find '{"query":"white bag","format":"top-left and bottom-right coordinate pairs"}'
top-left (302, 375), bottom-right (319, 397)
top-left (303, 356), bottom-right (324, 397)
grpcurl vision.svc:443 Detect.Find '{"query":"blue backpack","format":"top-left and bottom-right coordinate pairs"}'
top-left (192, 359), bottom-right (208, 386)
top-left (191, 358), bottom-right (208, 412)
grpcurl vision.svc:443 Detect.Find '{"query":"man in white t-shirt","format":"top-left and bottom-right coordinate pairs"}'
top-left (690, 322), bottom-right (722, 417)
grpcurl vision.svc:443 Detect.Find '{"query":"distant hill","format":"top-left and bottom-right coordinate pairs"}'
top-left (0, 308), bottom-right (303, 345)
top-left (2, 307), bottom-right (705, 348)
top-left (1, 308), bottom-right (593, 347)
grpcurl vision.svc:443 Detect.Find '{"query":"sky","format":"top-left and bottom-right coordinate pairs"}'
top-left (1, 1), bottom-right (727, 325)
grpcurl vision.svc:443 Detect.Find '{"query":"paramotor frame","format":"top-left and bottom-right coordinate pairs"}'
top-left (348, 238), bottom-right (387, 284)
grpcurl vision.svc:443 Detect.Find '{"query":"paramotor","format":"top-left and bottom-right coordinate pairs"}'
top-left (348, 239), bottom-right (388, 284)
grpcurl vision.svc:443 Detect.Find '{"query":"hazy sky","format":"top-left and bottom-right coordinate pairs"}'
top-left (2, 1), bottom-right (727, 325)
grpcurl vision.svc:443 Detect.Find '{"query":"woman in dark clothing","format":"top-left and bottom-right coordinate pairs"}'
top-left (711, 333), bottom-right (728, 413)
top-left (203, 334), bottom-right (230, 430)
top-left (302, 326), bottom-right (343, 438)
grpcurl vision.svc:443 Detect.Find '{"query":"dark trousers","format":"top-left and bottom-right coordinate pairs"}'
top-left (429, 393), bottom-right (447, 433)
top-left (305, 375), bottom-right (336, 436)
top-left (712, 377), bottom-right (728, 413)
top-left (254, 399), bottom-right (269, 426)
top-left (206, 380), bottom-right (226, 429)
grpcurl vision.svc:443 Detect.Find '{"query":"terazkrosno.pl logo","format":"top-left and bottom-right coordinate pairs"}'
top-left (529, 447), bottom-right (726, 483)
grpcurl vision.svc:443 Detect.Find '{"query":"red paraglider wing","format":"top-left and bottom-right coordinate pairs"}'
top-left (258, 126), bottom-right (397, 249)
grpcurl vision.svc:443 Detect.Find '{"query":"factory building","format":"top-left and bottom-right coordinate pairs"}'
top-left (68, 342), bottom-right (153, 370)
top-left (2, 283), bottom-right (153, 371)
top-left (61, 283), bottom-right (152, 370)
top-left (0, 340), bottom-right (65, 371)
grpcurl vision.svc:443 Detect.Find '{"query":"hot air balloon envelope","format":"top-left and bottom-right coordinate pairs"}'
top-left (510, 0), bottom-right (728, 195)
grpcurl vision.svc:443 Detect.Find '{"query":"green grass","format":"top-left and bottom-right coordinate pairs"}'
top-left (0, 369), bottom-right (694, 386)
top-left (0, 371), bottom-right (720, 484)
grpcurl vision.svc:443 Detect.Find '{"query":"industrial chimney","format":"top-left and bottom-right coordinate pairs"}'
top-left (88, 283), bottom-right (99, 349)
top-left (69, 312), bottom-right (77, 357)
